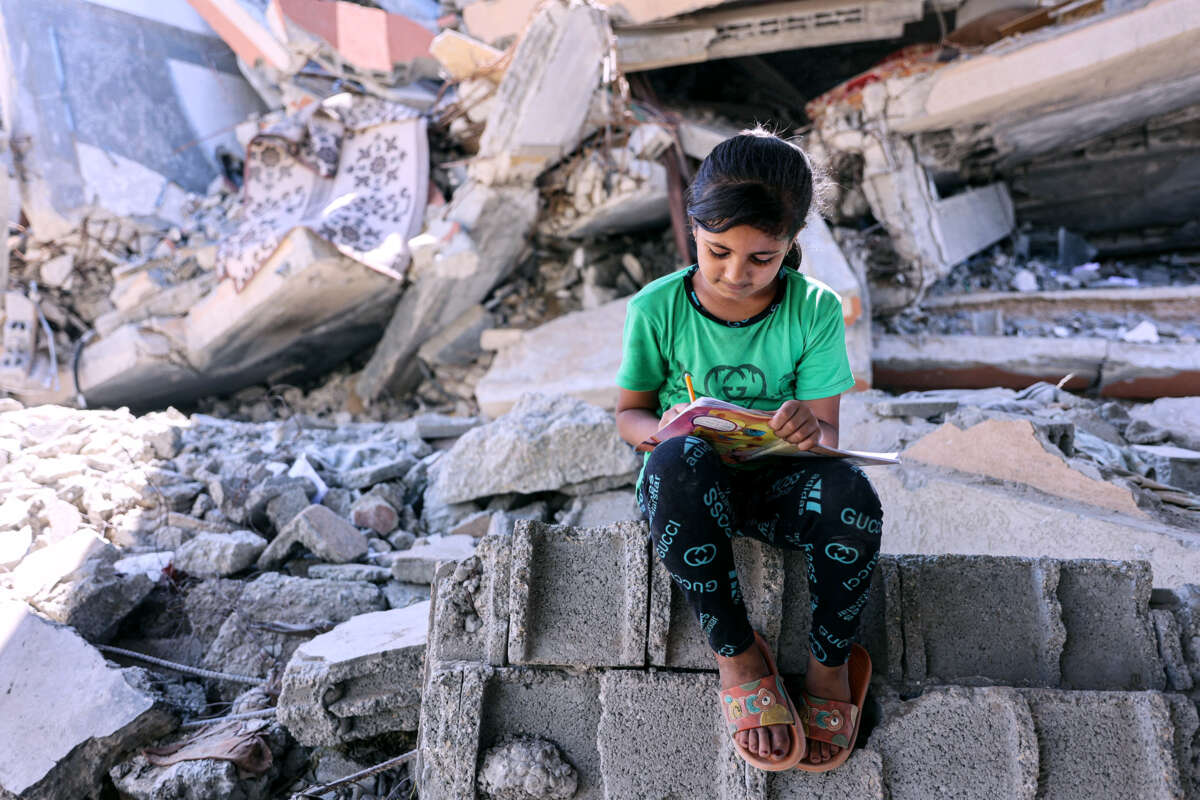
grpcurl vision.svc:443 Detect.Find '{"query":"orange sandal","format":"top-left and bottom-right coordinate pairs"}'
top-left (796, 643), bottom-right (871, 773)
top-left (718, 632), bottom-right (806, 771)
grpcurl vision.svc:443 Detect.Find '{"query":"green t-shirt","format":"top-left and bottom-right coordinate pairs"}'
top-left (616, 266), bottom-right (855, 418)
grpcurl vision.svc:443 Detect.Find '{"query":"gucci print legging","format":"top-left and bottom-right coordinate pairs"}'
top-left (637, 435), bottom-right (883, 667)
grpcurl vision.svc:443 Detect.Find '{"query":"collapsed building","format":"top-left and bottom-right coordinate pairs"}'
top-left (1, 0), bottom-right (1200, 798)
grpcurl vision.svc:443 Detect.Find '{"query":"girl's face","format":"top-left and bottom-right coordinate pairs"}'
top-left (693, 224), bottom-right (792, 304)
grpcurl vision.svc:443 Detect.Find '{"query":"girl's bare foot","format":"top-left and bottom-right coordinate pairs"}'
top-left (803, 653), bottom-right (851, 765)
top-left (715, 647), bottom-right (792, 761)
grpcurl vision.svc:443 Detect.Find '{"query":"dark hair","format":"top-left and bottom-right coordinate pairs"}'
top-left (686, 128), bottom-right (814, 268)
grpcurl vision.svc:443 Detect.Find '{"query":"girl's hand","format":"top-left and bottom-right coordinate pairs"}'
top-left (658, 402), bottom-right (691, 431)
top-left (770, 400), bottom-right (822, 450)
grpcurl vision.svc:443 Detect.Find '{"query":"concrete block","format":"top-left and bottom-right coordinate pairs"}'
top-left (648, 538), bottom-right (784, 670)
top-left (0, 598), bottom-right (175, 800)
top-left (1057, 559), bottom-right (1164, 690)
top-left (426, 532), bottom-right (513, 670)
top-left (478, 667), bottom-right (604, 800)
top-left (597, 670), bottom-right (727, 800)
top-left (845, 556), bottom-right (903, 684)
top-left (1021, 689), bottom-right (1184, 800)
top-left (1164, 693), bottom-right (1199, 799)
top-left (868, 687), bottom-right (1037, 800)
top-left (765, 750), bottom-right (885, 799)
top-left (389, 533), bottom-right (477, 584)
top-left (172, 530), bottom-right (266, 578)
top-left (508, 520), bottom-right (649, 668)
top-left (1151, 609), bottom-right (1193, 691)
top-left (277, 601), bottom-right (428, 745)
top-left (1132, 444), bottom-right (1200, 493)
top-left (416, 662), bottom-right (490, 800)
top-left (898, 555), bottom-right (1065, 687)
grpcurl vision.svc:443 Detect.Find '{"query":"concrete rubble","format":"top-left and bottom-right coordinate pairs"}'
top-left (2, 0), bottom-right (1200, 797)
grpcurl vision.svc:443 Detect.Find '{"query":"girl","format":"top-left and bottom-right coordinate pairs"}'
top-left (614, 129), bottom-right (883, 772)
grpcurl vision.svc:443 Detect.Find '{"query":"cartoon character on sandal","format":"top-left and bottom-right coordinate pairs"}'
top-left (796, 643), bottom-right (871, 771)
top-left (718, 632), bottom-right (806, 771)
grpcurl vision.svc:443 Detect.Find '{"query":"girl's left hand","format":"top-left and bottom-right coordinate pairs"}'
top-left (769, 400), bottom-right (821, 450)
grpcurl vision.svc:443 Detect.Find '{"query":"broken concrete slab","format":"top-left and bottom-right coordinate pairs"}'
top-left (202, 572), bottom-right (385, 685)
top-left (1021, 689), bottom-right (1184, 800)
top-left (507, 520), bottom-right (648, 668)
top-left (429, 29), bottom-right (504, 81)
top-left (0, 598), bottom-right (175, 800)
top-left (1101, 342), bottom-right (1200, 399)
top-left (388, 534), bottom-right (477, 583)
top-left (897, 554), bottom-right (1064, 688)
top-left (417, 304), bottom-right (494, 368)
top-left (256, 504), bottom-right (368, 568)
top-left (616, 0), bottom-right (925, 72)
top-left (172, 530), bottom-right (267, 578)
top-left (278, 601), bottom-right (429, 745)
top-left (427, 393), bottom-right (640, 505)
top-left (470, 0), bottom-right (609, 184)
top-left (475, 298), bottom-right (628, 417)
top-left (902, 418), bottom-right (1145, 517)
top-left (873, 334), bottom-right (1105, 393)
top-left (357, 182), bottom-right (539, 401)
top-left (1151, 609), bottom-right (1194, 692)
top-left (1130, 397), bottom-right (1200, 452)
top-left (1057, 560), bottom-right (1164, 691)
top-left (868, 687), bottom-right (1038, 800)
top-left (869, 464), bottom-right (1200, 589)
top-left (307, 564), bottom-right (393, 583)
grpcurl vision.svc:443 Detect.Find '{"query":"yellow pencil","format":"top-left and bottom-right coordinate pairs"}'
top-left (684, 373), bottom-right (697, 403)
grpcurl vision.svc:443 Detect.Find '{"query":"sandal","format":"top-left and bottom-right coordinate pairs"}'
top-left (796, 642), bottom-right (871, 773)
top-left (718, 631), bottom-right (806, 771)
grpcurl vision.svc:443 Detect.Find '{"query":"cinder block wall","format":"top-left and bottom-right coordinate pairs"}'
top-left (418, 520), bottom-right (1200, 800)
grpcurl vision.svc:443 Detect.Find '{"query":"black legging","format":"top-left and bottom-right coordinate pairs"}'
top-left (637, 435), bottom-right (883, 667)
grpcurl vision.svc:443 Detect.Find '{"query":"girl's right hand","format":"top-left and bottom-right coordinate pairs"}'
top-left (657, 402), bottom-right (691, 431)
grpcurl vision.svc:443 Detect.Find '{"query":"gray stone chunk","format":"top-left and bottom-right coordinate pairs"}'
top-left (507, 520), bottom-right (648, 668)
top-left (1152, 609), bottom-right (1194, 691)
top-left (597, 670), bottom-right (724, 800)
top-left (278, 601), bottom-right (429, 745)
top-left (868, 687), bottom-right (1037, 800)
top-left (202, 573), bottom-right (385, 687)
top-left (477, 736), bottom-right (578, 800)
top-left (406, 412), bottom-right (483, 439)
top-left (172, 530), bottom-right (267, 578)
top-left (870, 397), bottom-right (960, 418)
top-left (307, 564), bottom-right (393, 583)
top-left (765, 750), bottom-right (884, 799)
top-left (267, 486), bottom-right (312, 532)
top-left (0, 599), bottom-right (175, 800)
top-left (1021, 689), bottom-right (1184, 800)
top-left (257, 505), bottom-right (368, 568)
top-left (558, 489), bottom-right (641, 528)
top-left (383, 580), bottom-right (430, 609)
top-left (340, 455), bottom-right (418, 490)
top-left (898, 555), bottom-right (1064, 687)
top-left (32, 557), bottom-right (156, 643)
top-left (389, 533), bottom-right (477, 583)
top-left (1058, 559), bottom-right (1164, 689)
top-left (649, 538), bottom-right (783, 670)
top-left (426, 393), bottom-right (640, 504)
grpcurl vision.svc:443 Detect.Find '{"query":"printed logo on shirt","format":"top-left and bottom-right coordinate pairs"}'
top-left (704, 364), bottom-right (772, 404)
